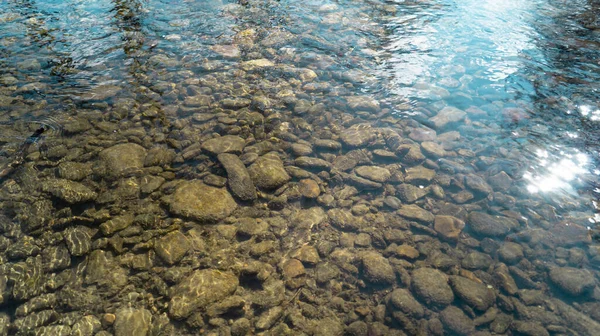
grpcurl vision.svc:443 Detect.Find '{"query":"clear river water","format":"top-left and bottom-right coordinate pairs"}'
top-left (1, 0), bottom-right (600, 335)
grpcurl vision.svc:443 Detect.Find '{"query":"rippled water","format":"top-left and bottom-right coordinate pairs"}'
top-left (1, 0), bottom-right (600, 335)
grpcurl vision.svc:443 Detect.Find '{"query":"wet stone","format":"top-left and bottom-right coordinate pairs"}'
top-left (248, 152), bottom-right (291, 190)
top-left (100, 214), bottom-right (134, 236)
top-left (15, 293), bottom-right (57, 317)
top-left (462, 251), bottom-right (493, 270)
top-left (99, 143), bottom-right (146, 178)
top-left (347, 96), bottom-right (380, 111)
top-left (140, 175), bottom-right (165, 194)
top-left (222, 98), bottom-right (251, 109)
top-left (71, 315), bottom-right (101, 336)
top-left (256, 306), bottom-right (283, 330)
top-left (114, 308), bottom-right (152, 336)
top-left (218, 153), bottom-right (257, 201)
top-left (328, 208), bottom-right (363, 232)
top-left (402, 145), bottom-right (426, 163)
top-left (144, 146), bottom-right (176, 167)
top-left (498, 242), bottom-right (524, 264)
top-left (345, 173), bottom-right (383, 189)
top-left (41, 179), bottom-right (97, 204)
top-left (42, 244), bottom-right (71, 272)
top-left (240, 58), bottom-right (275, 71)
top-left (361, 251), bottom-right (396, 286)
top-left (210, 44), bottom-right (240, 58)
top-left (397, 204), bottom-right (434, 223)
top-left (384, 196), bottom-right (402, 210)
top-left (57, 162), bottom-right (92, 181)
top-left (450, 276), bottom-right (495, 311)
top-left (511, 321), bottom-right (550, 336)
top-left (202, 135), bottom-right (245, 155)
top-left (291, 143), bottom-right (313, 156)
top-left (355, 166), bottom-right (391, 183)
top-left (549, 267), bottom-right (595, 296)
top-left (294, 156), bottom-right (332, 171)
top-left (488, 171), bottom-right (512, 191)
top-left (434, 215), bottom-right (465, 240)
top-left (11, 256), bottom-right (44, 301)
top-left (314, 139), bottom-right (342, 150)
top-left (13, 309), bottom-right (58, 331)
top-left (298, 179), bottom-right (320, 198)
top-left (396, 184), bottom-right (428, 203)
top-left (316, 262), bottom-right (340, 284)
top-left (169, 269), bottom-right (239, 319)
top-left (421, 141), bottom-right (449, 158)
top-left (405, 166), bottom-right (436, 183)
top-left (389, 288), bottom-right (424, 318)
top-left (165, 181), bottom-right (237, 223)
top-left (465, 174), bottom-right (492, 195)
top-left (440, 306), bottom-right (475, 335)
top-left (340, 129), bottom-right (376, 148)
top-left (184, 94), bottom-right (211, 107)
top-left (155, 231), bottom-right (190, 265)
top-left (430, 106), bottom-right (466, 129)
top-left (468, 212), bottom-right (517, 237)
top-left (411, 268), bottom-right (454, 307)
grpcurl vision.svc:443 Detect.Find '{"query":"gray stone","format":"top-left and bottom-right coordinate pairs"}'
top-left (114, 308), bottom-right (152, 336)
top-left (144, 147), bottom-right (176, 167)
top-left (421, 142), bottom-right (449, 158)
top-left (404, 166), bottom-right (436, 183)
top-left (11, 256), bottom-right (44, 301)
top-left (140, 175), bottom-right (165, 194)
top-left (155, 231), bottom-right (190, 265)
top-left (99, 143), bottom-right (146, 178)
top-left (42, 244), bottom-right (71, 271)
top-left (169, 269), bottom-right (239, 319)
top-left (218, 153), bottom-right (257, 201)
top-left (440, 306), bottom-right (475, 335)
top-left (316, 262), bottom-right (340, 284)
top-left (462, 251), bottom-right (493, 270)
top-left (549, 267), bottom-right (596, 296)
top-left (295, 156), bottom-right (332, 170)
top-left (248, 153), bottom-right (290, 189)
top-left (361, 251), bottom-right (396, 286)
top-left (255, 306), bottom-right (283, 330)
top-left (465, 174), bottom-right (492, 195)
top-left (511, 321), bottom-right (549, 336)
top-left (71, 315), bottom-right (101, 336)
top-left (430, 106), bottom-right (466, 129)
top-left (33, 325), bottom-right (71, 336)
top-left (81, 85), bottom-right (122, 101)
top-left (389, 288), bottom-right (424, 318)
top-left (340, 129), bottom-right (376, 148)
top-left (202, 135), bottom-right (245, 155)
top-left (314, 139), bottom-right (342, 150)
top-left (41, 179), bottom-right (97, 204)
top-left (449, 276), bottom-right (495, 311)
top-left (315, 317), bottom-right (344, 336)
top-left (498, 242), bottom-right (524, 264)
top-left (291, 143), bottom-right (313, 156)
top-left (468, 212), bottom-right (518, 237)
top-left (355, 166), bottom-right (391, 183)
top-left (396, 184), bottom-right (428, 203)
top-left (165, 181), bottom-right (237, 223)
top-left (411, 268), bottom-right (454, 307)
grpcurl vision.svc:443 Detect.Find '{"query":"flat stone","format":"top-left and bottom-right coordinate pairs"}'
top-left (549, 267), bottom-right (595, 296)
top-left (202, 135), bottom-right (245, 155)
top-left (165, 181), bottom-right (237, 223)
top-left (41, 179), bottom-right (97, 204)
top-left (80, 85), bottom-right (122, 101)
top-left (465, 174), bottom-right (492, 195)
top-left (440, 306), bottom-right (475, 335)
top-left (389, 288), bottom-right (424, 318)
top-left (155, 231), bottom-right (190, 265)
top-left (184, 94), bottom-right (212, 107)
top-left (291, 143), bottom-right (313, 156)
top-left (340, 129), bottom-right (376, 148)
top-left (99, 214), bottom-right (134, 236)
top-left (421, 142), bottom-right (449, 158)
top-left (99, 143), bottom-right (146, 178)
top-left (396, 184), bottom-right (428, 203)
top-left (291, 245), bottom-right (320, 265)
top-left (397, 205), bottom-right (434, 223)
top-left (240, 59), bottom-right (274, 71)
top-left (361, 251), bottom-right (396, 286)
top-left (354, 166), bottom-right (391, 183)
top-left (114, 308), bottom-right (151, 336)
top-left (210, 44), bottom-right (241, 58)
top-left (64, 227), bottom-right (92, 257)
top-left (294, 156), bottom-right (332, 170)
top-left (169, 269), bottom-right (239, 319)
top-left (411, 268), bottom-right (454, 307)
top-left (430, 106), bottom-right (466, 129)
top-left (498, 242), bottom-right (524, 264)
top-left (328, 208), bottom-right (363, 232)
top-left (218, 153), bottom-right (257, 201)
top-left (488, 171), bottom-right (512, 191)
top-left (468, 212), bottom-right (518, 237)
top-left (346, 96), bottom-right (380, 112)
top-left (405, 166), bottom-right (436, 183)
top-left (395, 244), bottom-right (420, 260)
top-left (222, 98), bottom-right (251, 109)
top-left (314, 139), bottom-right (342, 150)
top-left (450, 276), bottom-right (495, 311)
top-left (434, 216), bottom-right (465, 240)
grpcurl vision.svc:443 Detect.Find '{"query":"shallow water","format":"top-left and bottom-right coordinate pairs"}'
top-left (1, 0), bottom-right (600, 335)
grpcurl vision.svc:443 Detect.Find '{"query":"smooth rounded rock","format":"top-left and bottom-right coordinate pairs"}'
top-left (440, 306), bottom-right (475, 335)
top-left (248, 152), bottom-right (290, 190)
top-left (155, 231), bottom-right (190, 265)
top-left (449, 276), bottom-right (495, 311)
top-left (355, 166), bottom-right (391, 183)
top-left (434, 216), bottom-right (465, 240)
top-left (114, 308), bottom-right (151, 336)
top-left (202, 135), bottom-right (245, 155)
top-left (411, 268), bottom-right (454, 307)
top-left (99, 143), bottom-right (146, 178)
top-left (218, 153), bottom-right (257, 201)
top-left (549, 267), bottom-right (596, 296)
top-left (361, 251), bottom-right (396, 286)
top-left (468, 212), bottom-right (517, 237)
top-left (165, 181), bottom-right (237, 223)
top-left (389, 288), bottom-right (424, 318)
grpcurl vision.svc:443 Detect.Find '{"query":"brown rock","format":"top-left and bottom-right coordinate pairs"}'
top-left (434, 216), bottom-right (465, 240)
top-left (298, 179), bottom-right (320, 198)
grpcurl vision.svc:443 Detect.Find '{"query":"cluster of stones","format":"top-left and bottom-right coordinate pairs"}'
top-left (0, 0), bottom-right (598, 336)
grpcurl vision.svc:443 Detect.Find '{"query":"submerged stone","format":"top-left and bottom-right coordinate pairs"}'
top-left (248, 152), bottom-right (290, 190)
top-left (218, 153), bottom-right (257, 201)
top-left (169, 269), bottom-right (238, 319)
top-left (165, 181), bottom-right (237, 223)
top-left (99, 143), bottom-right (146, 178)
